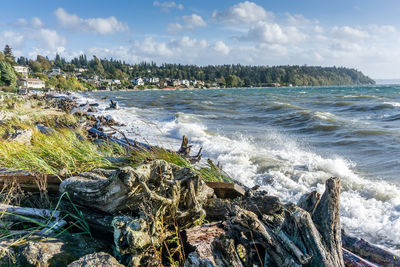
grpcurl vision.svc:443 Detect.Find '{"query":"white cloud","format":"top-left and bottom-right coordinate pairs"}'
top-left (167, 23), bottom-right (184, 34)
top-left (242, 22), bottom-right (289, 44)
top-left (31, 17), bottom-right (44, 28)
top-left (183, 14), bottom-right (206, 30)
top-left (153, 1), bottom-right (183, 12)
top-left (213, 41), bottom-right (230, 55)
top-left (332, 26), bottom-right (370, 40)
top-left (54, 8), bottom-right (128, 34)
top-left (286, 13), bottom-right (311, 26)
top-left (36, 29), bottom-right (66, 51)
top-left (168, 14), bottom-right (206, 33)
top-left (0, 31), bottom-right (25, 48)
top-left (212, 1), bottom-right (273, 25)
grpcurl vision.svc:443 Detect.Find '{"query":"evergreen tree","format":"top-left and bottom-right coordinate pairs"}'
top-left (0, 61), bottom-right (17, 87)
top-left (3, 45), bottom-right (15, 64)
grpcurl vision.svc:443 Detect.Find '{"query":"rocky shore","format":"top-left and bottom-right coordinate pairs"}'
top-left (0, 92), bottom-right (398, 267)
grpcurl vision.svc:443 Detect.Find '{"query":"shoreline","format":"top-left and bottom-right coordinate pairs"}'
top-left (0, 92), bottom-right (398, 266)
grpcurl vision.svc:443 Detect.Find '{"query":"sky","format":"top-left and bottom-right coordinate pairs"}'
top-left (1, 0), bottom-right (400, 79)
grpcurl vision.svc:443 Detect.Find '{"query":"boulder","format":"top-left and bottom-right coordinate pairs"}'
top-left (10, 129), bottom-right (32, 145)
top-left (67, 252), bottom-right (124, 267)
top-left (2, 234), bottom-right (107, 267)
top-left (36, 124), bottom-right (55, 135)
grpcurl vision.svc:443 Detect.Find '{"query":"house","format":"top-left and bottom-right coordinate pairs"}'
top-left (131, 78), bottom-right (144, 86)
top-left (148, 77), bottom-right (159, 84)
top-left (13, 66), bottom-right (29, 77)
top-left (168, 79), bottom-right (181, 87)
top-left (18, 78), bottom-right (45, 89)
top-left (113, 79), bottom-right (121, 85)
top-left (180, 79), bottom-right (190, 87)
top-left (47, 68), bottom-right (65, 78)
top-left (74, 68), bottom-right (88, 73)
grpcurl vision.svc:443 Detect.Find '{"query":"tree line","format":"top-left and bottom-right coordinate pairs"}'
top-left (1, 45), bottom-right (376, 89)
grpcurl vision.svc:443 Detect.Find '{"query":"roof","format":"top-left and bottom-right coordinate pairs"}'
top-left (20, 78), bottom-right (44, 82)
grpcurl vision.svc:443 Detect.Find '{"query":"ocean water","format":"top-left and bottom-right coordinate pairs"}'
top-left (78, 85), bottom-right (400, 252)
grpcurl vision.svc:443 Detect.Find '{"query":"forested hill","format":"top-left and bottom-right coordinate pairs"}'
top-left (16, 53), bottom-right (375, 87)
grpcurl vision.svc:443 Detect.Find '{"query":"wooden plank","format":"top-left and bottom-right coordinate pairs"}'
top-left (0, 170), bottom-right (62, 192)
top-left (205, 182), bottom-right (245, 199)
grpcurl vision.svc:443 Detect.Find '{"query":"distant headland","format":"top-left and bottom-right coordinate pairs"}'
top-left (1, 45), bottom-right (375, 92)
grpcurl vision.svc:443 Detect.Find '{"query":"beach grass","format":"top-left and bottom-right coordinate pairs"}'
top-left (0, 129), bottom-right (111, 175)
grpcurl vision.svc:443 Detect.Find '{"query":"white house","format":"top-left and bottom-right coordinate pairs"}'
top-left (13, 66), bottom-right (29, 77)
top-left (180, 79), bottom-right (190, 87)
top-left (148, 77), bottom-right (160, 84)
top-left (131, 78), bottom-right (144, 86)
top-left (113, 79), bottom-right (121, 85)
top-left (18, 78), bottom-right (45, 89)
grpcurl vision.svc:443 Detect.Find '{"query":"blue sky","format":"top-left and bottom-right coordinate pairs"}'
top-left (1, 0), bottom-right (400, 78)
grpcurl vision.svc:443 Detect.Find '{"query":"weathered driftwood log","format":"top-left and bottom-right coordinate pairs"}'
top-left (59, 160), bottom-right (214, 228)
top-left (228, 205), bottom-right (305, 266)
top-left (342, 248), bottom-right (380, 267)
top-left (204, 192), bottom-right (283, 221)
top-left (184, 222), bottom-right (227, 266)
top-left (0, 204), bottom-right (66, 235)
top-left (0, 169), bottom-right (61, 193)
top-left (297, 190), bottom-right (320, 214)
top-left (282, 203), bottom-right (337, 266)
top-left (178, 135), bottom-right (202, 163)
top-left (342, 230), bottom-right (400, 267)
top-left (88, 127), bottom-right (150, 151)
top-left (312, 177), bottom-right (344, 267)
top-left (59, 201), bottom-right (114, 236)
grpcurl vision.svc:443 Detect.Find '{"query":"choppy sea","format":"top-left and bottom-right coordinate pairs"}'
top-left (77, 85), bottom-right (400, 252)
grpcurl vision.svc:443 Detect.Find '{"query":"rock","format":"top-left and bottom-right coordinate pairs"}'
top-left (10, 129), bottom-right (32, 145)
top-left (73, 110), bottom-right (88, 117)
top-left (112, 216), bottom-right (151, 266)
top-left (87, 107), bottom-right (98, 113)
top-left (36, 124), bottom-right (55, 135)
top-left (68, 252), bottom-right (124, 267)
top-left (4, 234), bottom-right (107, 267)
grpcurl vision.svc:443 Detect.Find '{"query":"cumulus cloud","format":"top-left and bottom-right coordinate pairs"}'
top-left (183, 14), bottom-right (206, 30)
top-left (240, 21), bottom-right (307, 45)
top-left (0, 31), bottom-right (25, 48)
top-left (31, 17), bottom-right (44, 28)
top-left (212, 1), bottom-right (273, 25)
top-left (36, 29), bottom-right (67, 51)
top-left (54, 8), bottom-right (128, 34)
top-left (153, 1), bottom-right (183, 12)
top-left (168, 14), bottom-right (206, 33)
top-left (14, 17), bottom-right (44, 28)
top-left (332, 26), bottom-right (370, 40)
top-left (213, 41), bottom-right (230, 55)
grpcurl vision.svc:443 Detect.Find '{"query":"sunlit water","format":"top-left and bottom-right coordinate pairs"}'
top-left (77, 85), bottom-right (400, 252)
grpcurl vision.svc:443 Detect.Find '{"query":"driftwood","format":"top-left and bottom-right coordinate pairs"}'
top-left (342, 230), bottom-right (400, 267)
top-left (60, 160), bottom-right (214, 228)
top-left (205, 182), bottom-right (245, 199)
top-left (0, 204), bottom-right (66, 235)
top-left (178, 135), bottom-right (202, 163)
top-left (0, 169), bottom-right (61, 193)
top-left (204, 193), bottom-right (283, 221)
top-left (312, 177), bottom-right (344, 267)
top-left (342, 248), bottom-right (379, 267)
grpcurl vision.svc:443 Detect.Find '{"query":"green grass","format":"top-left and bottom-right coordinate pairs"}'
top-left (129, 147), bottom-right (233, 182)
top-left (0, 129), bottom-right (111, 175)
